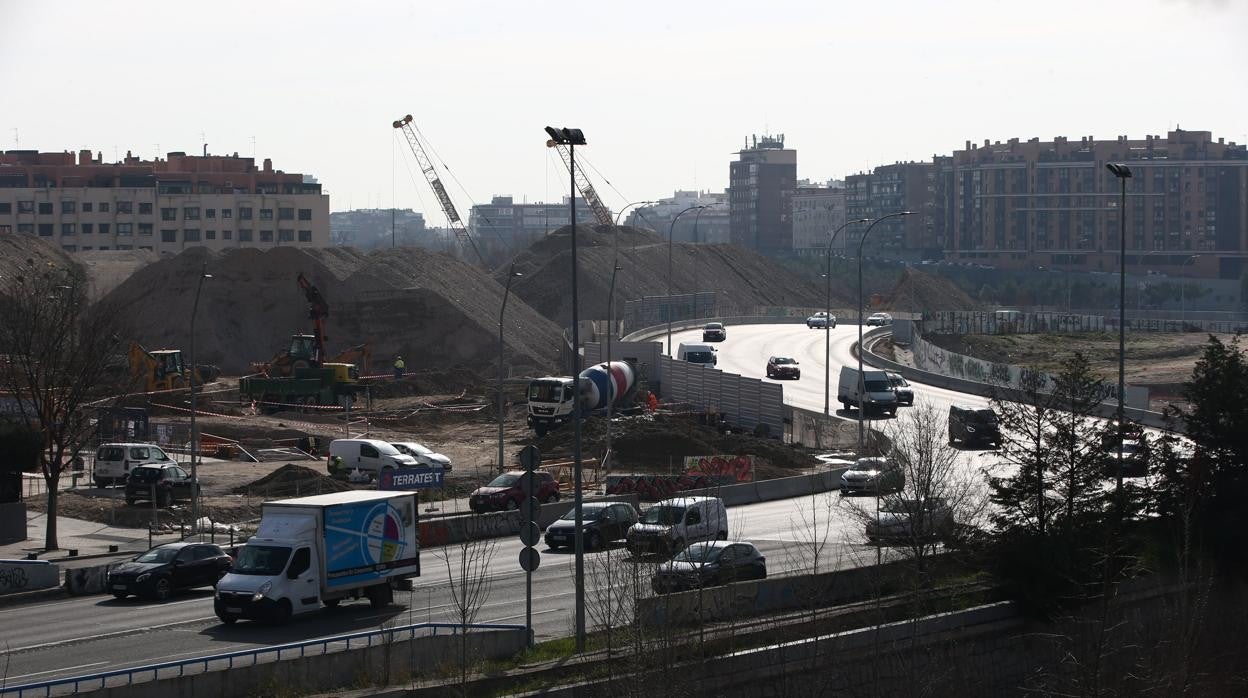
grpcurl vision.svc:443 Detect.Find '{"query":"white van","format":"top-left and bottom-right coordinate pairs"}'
top-left (626, 496), bottom-right (728, 556)
top-left (93, 443), bottom-right (173, 488)
top-left (838, 366), bottom-right (899, 416)
top-left (326, 439), bottom-right (417, 478)
top-left (676, 342), bottom-right (718, 366)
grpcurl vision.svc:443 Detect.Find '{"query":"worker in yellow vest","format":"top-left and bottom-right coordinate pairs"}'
top-left (393, 355), bottom-right (406, 380)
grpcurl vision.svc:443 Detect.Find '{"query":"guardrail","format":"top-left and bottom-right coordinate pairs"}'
top-left (1, 621), bottom-right (526, 697)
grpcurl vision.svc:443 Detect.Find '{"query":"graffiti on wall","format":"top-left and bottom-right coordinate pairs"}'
top-left (682, 455), bottom-right (755, 483)
top-left (605, 474), bottom-right (720, 501)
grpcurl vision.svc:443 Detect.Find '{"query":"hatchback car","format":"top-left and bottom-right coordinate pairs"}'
top-left (107, 542), bottom-right (233, 601)
top-left (469, 471), bottom-right (560, 512)
top-left (866, 497), bottom-right (955, 543)
top-left (840, 457), bottom-right (905, 495)
top-left (651, 541), bottom-right (767, 594)
top-left (766, 356), bottom-right (801, 380)
top-left (948, 405), bottom-right (1001, 448)
top-left (806, 312), bottom-right (836, 329)
top-left (390, 441), bottom-right (452, 470)
top-left (544, 501), bottom-right (639, 551)
top-left (702, 322), bottom-right (727, 342)
top-left (865, 312), bottom-right (893, 326)
top-left (124, 464), bottom-right (199, 507)
top-left (887, 372), bottom-right (914, 406)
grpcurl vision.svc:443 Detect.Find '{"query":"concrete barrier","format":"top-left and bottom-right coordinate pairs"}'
top-left (65, 561), bottom-right (122, 596)
top-left (678, 468), bottom-right (848, 508)
top-left (0, 559), bottom-right (61, 595)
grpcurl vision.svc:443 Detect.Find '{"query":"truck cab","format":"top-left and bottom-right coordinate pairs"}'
top-left (526, 377), bottom-right (576, 437)
top-left (214, 534), bottom-right (321, 624)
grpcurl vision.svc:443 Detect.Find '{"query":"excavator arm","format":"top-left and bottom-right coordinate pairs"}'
top-left (297, 272), bottom-right (328, 365)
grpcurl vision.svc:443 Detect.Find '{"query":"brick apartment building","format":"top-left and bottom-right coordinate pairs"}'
top-left (845, 161), bottom-right (945, 260)
top-left (0, 149), bottom-right (329, 254)
top-left (729, 134), bottom-right (796, 254)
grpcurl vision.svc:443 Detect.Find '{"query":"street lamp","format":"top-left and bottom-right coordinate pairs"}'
top-left (605, 260), bottom-right (623, 481)
top-left (189, 263), bottom-right (212, 534)
top-left (1106, 162), bottom-right (1132, 506)
top-left (825, 219), bottom-right (871, 418)
top-left (1180, 254), bottom-right (1200, 324)
top-left (498, 265), bottom-right (522, 474)
top-left (667, 205), bottom-right (705, 356)
top-left (855, 212), bottom-right (914, 453)
top-left (544, 125), bottom-right (589, 652)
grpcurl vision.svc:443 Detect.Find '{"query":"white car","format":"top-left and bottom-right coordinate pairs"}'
top-left (866, 497), bottom-right (955, 542)
top-left (865, 312), bottom-right (893, 326)
top-left (806, 312), bottom-right (836, 329)
top-left (390, 441), bottom-right (452, 470)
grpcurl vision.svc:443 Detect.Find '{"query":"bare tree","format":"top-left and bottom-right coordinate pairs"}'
top-left (435, 513), bottom-right (499, 695)
top-left (0, 259), bottom-right (129, 550)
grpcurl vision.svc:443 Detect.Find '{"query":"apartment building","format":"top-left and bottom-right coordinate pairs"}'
top-left (0, 150), bottom-right (329, 254)
top-left (792, 180), bottom-right (846, 252)
top-left (467, 195), bottom-right (594, 248)
top-left (844, 161), bottom-right (944, 260)
top-left (729, 134), bottom-right (796, 254)
top-left (625, 191), bottom-right (729, 243)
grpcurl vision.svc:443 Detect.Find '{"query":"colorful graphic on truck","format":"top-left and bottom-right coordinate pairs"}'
top-left (323, 498), bottom-right (419, 588)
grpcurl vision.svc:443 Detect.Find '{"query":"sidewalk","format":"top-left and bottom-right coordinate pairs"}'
top-left (1, 508), bottom-right (182, 567)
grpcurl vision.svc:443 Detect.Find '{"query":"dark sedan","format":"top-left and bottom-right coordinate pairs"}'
top-left (766, 356), bottom-right (801, 380)
top-left (107, 542), bottom-right (233, 601)
top-left (544, 501), bottom-right (639, 551)
top-left (124, 464), bottom-right (199, 507)
top-left (651, 541), bottom-right (767, 594)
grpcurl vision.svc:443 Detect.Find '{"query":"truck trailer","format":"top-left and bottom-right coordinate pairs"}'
top-left (214, 490), bottom-right (419, 624)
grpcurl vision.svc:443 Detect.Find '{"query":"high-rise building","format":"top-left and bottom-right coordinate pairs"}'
top-left (792, 180), bottom-right (846, 253)
top-left (0, 149), bottom-right (328, 254)
top-left (943, 129), bottom-right (1248, 279)
top-left (626, 191), bottom-right (729, 243)
top-left (845, 161), bottom-right (943, 260)
top-left (729, 134), bottom-right (796, 254)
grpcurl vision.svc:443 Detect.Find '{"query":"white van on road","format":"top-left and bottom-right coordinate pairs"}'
top-left (676, 342), bottom-right (718, 366)
top-left (838, 366), bottom-right (899, 417)
top-left (626, 496), bottom-right (728, 557)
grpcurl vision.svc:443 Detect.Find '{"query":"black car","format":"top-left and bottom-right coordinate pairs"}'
top-left (702, 322), bottom-right (727, 342)
top-left (651, 541), bottom-right (767, 594)
top-left (766, 356), bottom-right (800, 380)
top-left (124, 463), bottom-right (199, 507)
top-left (948, 405), bottom-right (1001, 448)
top-left (544, 501), bottom-right (639, 551)
top-left (107, 542), bottom-right (233, 601)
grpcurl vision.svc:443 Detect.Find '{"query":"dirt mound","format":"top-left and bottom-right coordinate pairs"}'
top-left (234, 463), bottom-right (351, 498)
top-left (0, 234), bottom-right (78, 280)
top-left (880, 268), bottom-right (983, 312)
top-left (76, 249), bottom-right (158, 301)
top-left (98, 246), bottom-right (563, 376)
top-left (502, 225), bottom-right (834, 326)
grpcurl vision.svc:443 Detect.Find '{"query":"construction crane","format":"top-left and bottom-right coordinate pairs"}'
top-left (547, 140), bottom-right (614, 227)
top-left (392, 114), bottom-right (484, 264)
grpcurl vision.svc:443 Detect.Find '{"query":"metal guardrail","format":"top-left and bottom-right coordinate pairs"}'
top-left (1, 621), bottom-right (526, 697)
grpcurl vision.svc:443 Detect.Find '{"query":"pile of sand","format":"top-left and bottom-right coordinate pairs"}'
top-left (0, 235), bottom-right (77, 281)
top-left (880, 268), bottom-right (983, 312)
top-left (234, 463), bottom-right (352, 498)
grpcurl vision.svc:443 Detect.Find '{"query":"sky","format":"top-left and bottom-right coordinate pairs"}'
top-left (2, 0), bottom-right (1247, 216)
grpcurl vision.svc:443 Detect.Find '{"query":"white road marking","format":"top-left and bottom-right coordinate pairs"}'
top-left (0, 616), bottom-right (218, 655)
top-left (5, 661), bottom-right (109, 680)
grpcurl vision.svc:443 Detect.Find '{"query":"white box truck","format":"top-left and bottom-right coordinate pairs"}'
top-left (214, 490), bottom-right (419, 624)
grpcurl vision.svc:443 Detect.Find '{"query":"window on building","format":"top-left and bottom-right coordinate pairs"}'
top-left (18, 223), bottom-right (33, 234)
top-left (97, 246), bottom-right (109, 250)
top-left (138, 223), bottom-right (153, 236)
top-left (184, 229), bottom-right (201, 242)
top-left (38, 223), bottom-right (54, 236)
top-left (278, 229), bottom-right (294, 242)
top-left (297, 230), bottom-right (312, 242)
top-left (62, 245), bottom-right (77, 252)
top-left (206, 230), bottom-right (216, 240)
top-left (278, 207), bottom-right (294, 221)
top-left (222, 208), bottom-right (232, 219)
top-left (239, 207), bottom-right (253, 220)
top-left (260, 209), bottom-right (274, 221)
top-left (298, 208), bottom-right (312, 221)
top-left (38, 202), bottom-right (53, 215)
top-left (183, 207), bottom-right (200, 220)
top-left (98, 223), bottom-right (110, 235)
top-left (205, 208), bottom-right (216, 219)
top-left (161, 208), bottom-right (177, 221)
top-left (223, 230), bottom-right (233, 240)
top-left (62, 201), bottom-right (76, 214)
top-left (117, 244), bottom-right (133, 250)
top-left (61, 223), bottom-right (75, 235)
top-left (116, 201), bottom-right (131, 214)
top-left (117, 223), bottom-right (133, 235)
top-left (82, 223), bottom-right (93, 234)
top-left (98, 202), bottom-right (110, 213)
top-left (239, 229), bottom-right (253, 241)
top-left (0, 202), bottom-right (10, 214)
top-left (137, 202), bottom-right (151, 215)
top-left (81, 246), bottom-right (93, 251)
top-left (161, 229), bottom-right (177, 243)
top-left (18, 201), bottom-right (34, 214)
top-left (260, 230), bottom-right (274, 242)
top-left (81, 202), bottom-right (93, 213)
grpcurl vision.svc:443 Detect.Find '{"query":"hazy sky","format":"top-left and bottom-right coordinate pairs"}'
top-left (3, 0), bottom-right (1246, 216)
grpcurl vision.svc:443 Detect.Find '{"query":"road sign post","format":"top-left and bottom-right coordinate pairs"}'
top-left (517, 444), bottom-right (541, 646)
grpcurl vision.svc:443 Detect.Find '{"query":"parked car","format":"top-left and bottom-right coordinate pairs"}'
top-left (1102, 437), bottom-right (1150, 478)
top-left (626, 496), bottom-right (728, 557)
top-left (766, 356), bottom-right (801, 380)
top-left (865, 312), bottom-right (893, 326)
top-left (806, 312), bottom-right (836, 329)
top-left (866, 497), bottom-right (955, 543)
top-left (702, 322), bottom-right (727, 342)
top-left (469, 470), bottom-right (560, 512)
top-left (124, 464), bottom-right (199, 507)
top-left (326, 438), bottom-right (417, 477)
top-left (651, 541), bottom-right (767, 594)
top-left (544, 501), bottom-right (639, 551)
top-left (840, 457), bottom-right (904, 495)
top-left (93, 443), bottom-right (173, 488)
top-left (390, 441), bottom-right (452, 470)
top-left (107, 542), bottom-right (233, 601)
top-left (948, 405), bottom-right (1001, 448)
top-left (887, 372), bottom-right (914, 406)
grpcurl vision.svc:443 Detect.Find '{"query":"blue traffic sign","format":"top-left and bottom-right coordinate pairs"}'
top-left (379, 466), bottom-right (445, 491)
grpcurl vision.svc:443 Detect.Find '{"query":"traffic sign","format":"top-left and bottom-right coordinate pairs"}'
top-left (519, 546), bottom-right (541, 572)
top-left (519, 521), bottom-right (540, 547)
top-left (521, 496), bottom-right (540, 522)
top-left (519, 445), bottom-right (541, 471)
top-left (520, 471), bottom-right (535, 497)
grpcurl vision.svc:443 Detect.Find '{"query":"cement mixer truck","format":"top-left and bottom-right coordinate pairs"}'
top-left (527, 361), bottom-right (638, 436)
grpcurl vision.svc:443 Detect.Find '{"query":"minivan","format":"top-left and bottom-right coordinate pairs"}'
top-left (676, 342), bottom-right (718, 366)
top-left (838, 367), bottom-right (898, 416)
top-left (93, 443), bottom-right (173, 488)
top-left (326, 439), bottom-right (417, 477)
top-left (626, 496), bottom-right (728, 557)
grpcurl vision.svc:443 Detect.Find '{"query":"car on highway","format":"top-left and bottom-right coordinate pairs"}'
top-left (626, 496), bottom-right (728, 557)
top-left (866, 497), bottom-right (955, 543)
top-left (390, 441), bottom-right (452, 470)
top-left (469, 470), bottom-right (560, 512)
top-left (948, 405), bottom-right (1001, 449)
top-left (1102, 437), bottom-right (1150, 478)
top-left (544, 501), bottom-right (639, 551)
top-left (840, 457), bottom-right (904, 495)
top-left (651, 540), bottom-right (767, 594)
top-left (124, 463), bottom-right (199, 508)
top-left (806, 312), bottom-right (836, 329)
top-left (702, 322), bottom-right (727, 342)
top-left (865, 312), bottom-right (893, 326)
top-left (766, 356), bottom-right (801, 380)
top-left (887, 372), bottom-right (913, 405)
top-left (107, 542), bottom-right (233, 601)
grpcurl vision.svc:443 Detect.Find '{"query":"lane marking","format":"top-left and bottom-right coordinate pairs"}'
top-left (5, 662), bottom-right (109, 681)
top-left (0, 616), bottom-right (218, 655)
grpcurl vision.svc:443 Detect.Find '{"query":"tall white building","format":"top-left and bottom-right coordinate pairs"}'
top-left (792, 180), bottom-right (847, 252)
top-left (626, 191), bottom-right (730, 243)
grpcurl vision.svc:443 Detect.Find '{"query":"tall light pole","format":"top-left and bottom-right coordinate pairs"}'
top-left (545, 125), bottom-right (588, 651)
top-left (825, 218), bottom-right (871, 418)
top-left (1106, 163), bottom-right (1132, 508)
top-left (667, 205), bottom-right (705, 356)
top-left (605, 260), bottom-right (623, 480)
top-left (855, 212), bottom-right (914, 452)
top-left (497, 265), bottom-right (522, 474)
top-left (1180, 254), bottom-right (1199, 325)
top-left (189, 263), bottom-right (212, 533)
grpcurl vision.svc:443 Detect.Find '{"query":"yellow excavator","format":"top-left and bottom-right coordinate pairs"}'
top-left (129, 342), bottom-right (221, 392)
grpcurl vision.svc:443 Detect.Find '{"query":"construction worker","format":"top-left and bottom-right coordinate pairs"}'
top-left (647, 391), bottom-right (659, 413)
top-left (393, 355), bottom-right (406, 380)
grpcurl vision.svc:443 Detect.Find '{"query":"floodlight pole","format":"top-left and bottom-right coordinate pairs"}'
top-left (667, 205), bottom-right (705, 356)
top-left (825, 219), bottom-right (870, 418)
top-left (856, 212), bottom-right (913, 453)
top-left (189, 263), bottom-right (211, 534)
top-left (498, 265), bottom-right (521, 474)
top-left (1106, 163), bottom-right (1132, 513)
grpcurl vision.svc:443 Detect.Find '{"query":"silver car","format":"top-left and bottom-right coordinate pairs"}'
top-left (840, 457), bottom-right (904, 495)
top-left (866, 497), bottom-right (954, 542)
